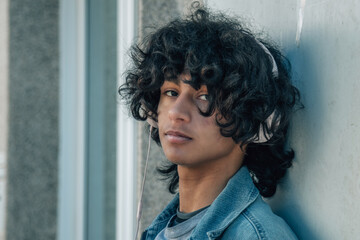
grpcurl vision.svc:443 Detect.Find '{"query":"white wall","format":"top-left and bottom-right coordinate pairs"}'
top-left (58, 0), bottom-right (85, 239)
top-left (0, 0), bottom-right (8, 152)
top-left (0, 0), bottom-right (8, 239)
top-left (207, 0), bottom-right (360, 239)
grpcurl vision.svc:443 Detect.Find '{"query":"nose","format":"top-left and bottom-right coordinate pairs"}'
top-left (168, 94), bottom-right (191, 123)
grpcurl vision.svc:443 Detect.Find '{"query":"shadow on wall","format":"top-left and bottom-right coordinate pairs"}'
top-left (267, 34), bottom-right (326, 240)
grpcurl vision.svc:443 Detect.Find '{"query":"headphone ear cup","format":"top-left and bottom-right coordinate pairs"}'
top-left (252, 111), bottom-right (280, 143)
top-left (146, 117), bottom-right (158, 128)
top-left (142, 106), bottom-right (158, 128)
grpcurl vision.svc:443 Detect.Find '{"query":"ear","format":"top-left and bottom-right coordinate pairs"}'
top-left (146, 117), bottom-right (158, 128)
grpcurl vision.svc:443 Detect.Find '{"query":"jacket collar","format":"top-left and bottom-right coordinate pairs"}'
top-left (142, 194), bottom-right (179, 239)
top-left (142, 166), bottom-right (259, 239)
top-left (190, 166), bottom-right (259, 239)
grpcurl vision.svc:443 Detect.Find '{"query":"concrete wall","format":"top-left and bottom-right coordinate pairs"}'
top-left (7, 1), bottom-right (59, 239)
top-left (207, 0), bottom-right (360, 239)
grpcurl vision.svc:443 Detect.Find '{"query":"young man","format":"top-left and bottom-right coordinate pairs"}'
top-left (120, 6), bottom-right (301, 240)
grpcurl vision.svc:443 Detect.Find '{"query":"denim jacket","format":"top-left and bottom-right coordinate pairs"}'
top-left (141, 167), bottom-right (298, 240)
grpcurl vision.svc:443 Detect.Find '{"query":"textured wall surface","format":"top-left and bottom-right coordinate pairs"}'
top-left (7, 0), bottom-right (59, 239)
top-left (208, 0), bottom-right (360, 239)
top-left (102, 2), bottom-right (117, 238)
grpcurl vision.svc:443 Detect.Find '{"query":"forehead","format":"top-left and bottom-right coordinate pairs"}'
top-left (164, 71), bottom-right (204, 90)
top-left (164, 71), bottom-right (190, 82)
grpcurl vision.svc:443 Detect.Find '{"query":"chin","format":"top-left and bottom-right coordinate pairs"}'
top-left (165, 155), bottom-right (193, 166)
top-left (166, 156), bottom-right (184, 165)
top-left (163, 148), bottom-right (186, 163)
top-left (166, 156), bottom-right (208, 168)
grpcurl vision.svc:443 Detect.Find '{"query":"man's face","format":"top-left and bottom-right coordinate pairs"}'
top-left (157, 73), bottom-right (243, 168)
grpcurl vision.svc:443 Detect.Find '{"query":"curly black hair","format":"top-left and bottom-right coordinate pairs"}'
top-left (119, 6), bottom-right (302, 198)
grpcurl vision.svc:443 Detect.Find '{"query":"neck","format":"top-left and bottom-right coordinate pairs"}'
top-left (177, 155), bottom-right (243, 213)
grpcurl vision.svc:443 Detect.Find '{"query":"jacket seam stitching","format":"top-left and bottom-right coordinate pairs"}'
top-left (242, 209), bottom-right (266, 240)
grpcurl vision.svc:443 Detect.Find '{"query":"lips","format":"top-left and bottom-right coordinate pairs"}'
top-left (165, 130), bottom-right (192, 144)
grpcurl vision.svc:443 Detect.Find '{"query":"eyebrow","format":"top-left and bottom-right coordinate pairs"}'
top-left (164, 74), bottom-right (204, 91)
top-left (164, 78), bottom-right (180, 84)
top-left (164, 76), bottom-right (188, 85)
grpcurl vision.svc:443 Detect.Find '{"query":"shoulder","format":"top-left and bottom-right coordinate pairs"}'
top-left (221, 197), bottom-right (298, 240)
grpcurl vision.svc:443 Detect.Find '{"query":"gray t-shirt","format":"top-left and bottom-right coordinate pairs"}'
top-left (154, 206), bottom-right (209, 240)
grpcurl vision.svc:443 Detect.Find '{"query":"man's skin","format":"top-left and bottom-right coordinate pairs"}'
top-left (157, 72), bottom-right (246, 213)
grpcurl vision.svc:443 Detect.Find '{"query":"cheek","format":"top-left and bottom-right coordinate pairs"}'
top-left (201, 116), bottom-right (234, 145)
top-left (156, 101), bottom-right (165, 118)
top-left (201, 116), bottom-right (220, 135)
top-left (156, 104), bottom-right (167, 130)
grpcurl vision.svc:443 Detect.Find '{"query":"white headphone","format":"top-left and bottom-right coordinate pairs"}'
top-left (146, 117), bottom-right (158, 129)
top-left (252, 39), bottom-right (280, 143)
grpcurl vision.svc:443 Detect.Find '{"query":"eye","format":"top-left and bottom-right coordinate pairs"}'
top-left (198, 94), bottom-right (209, 101)
top-left (164, 90), bottom-right (178, 97)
